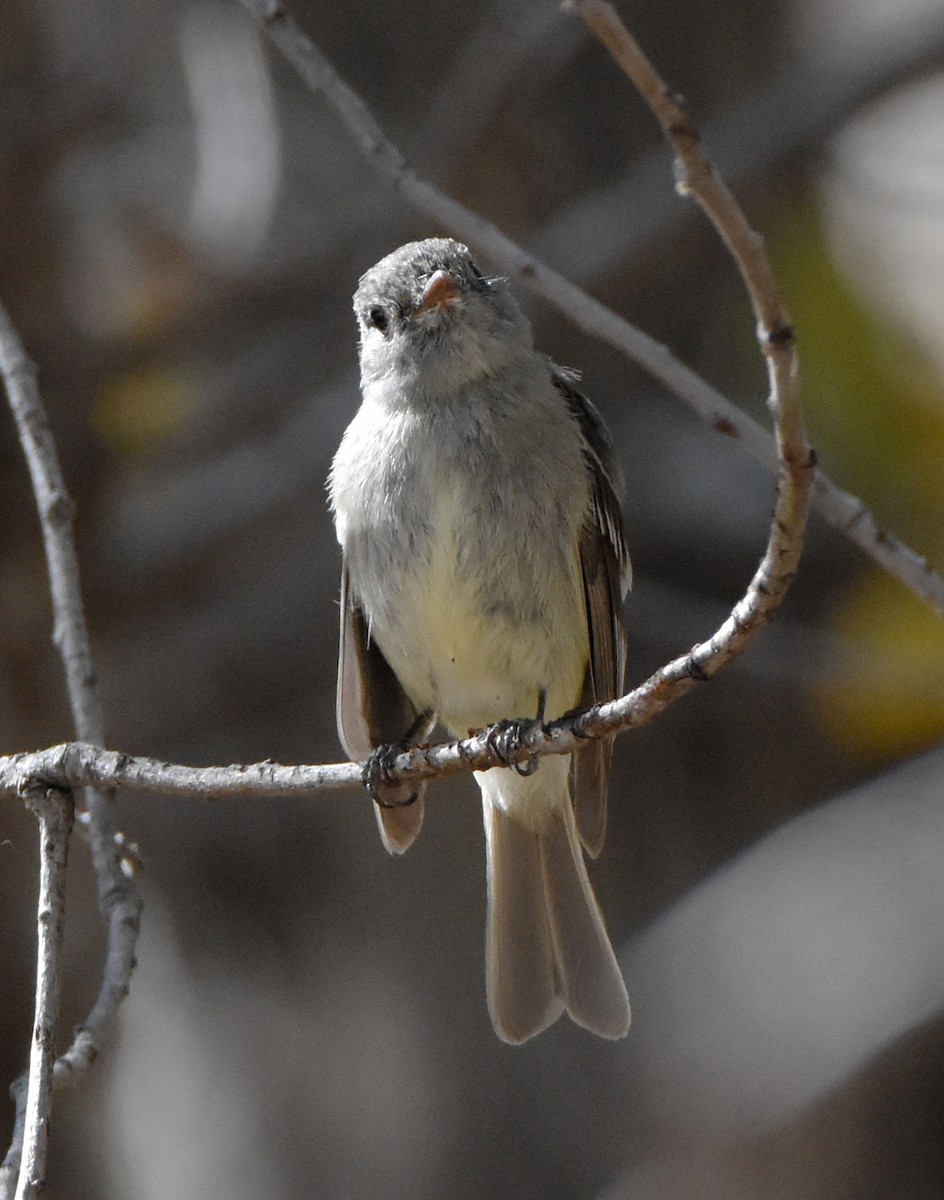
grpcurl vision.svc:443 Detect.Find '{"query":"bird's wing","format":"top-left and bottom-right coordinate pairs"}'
top-left (552, 368), bottom-right (630, 858)
top-left (337, 561), bottom-right (428, 854)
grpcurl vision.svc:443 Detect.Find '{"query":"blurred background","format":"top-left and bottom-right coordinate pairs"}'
top-left (2, 0), bottom-right (944, 1195)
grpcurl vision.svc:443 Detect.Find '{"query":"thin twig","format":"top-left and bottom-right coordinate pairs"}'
top-left (0, 301), bottom-right (142, 1197)
top-left (9, 787), bottom-right (72, 1200)
top-left (238, 0), bottom-right (944, 619)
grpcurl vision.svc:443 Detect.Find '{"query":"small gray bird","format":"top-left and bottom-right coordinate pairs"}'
top-left (329, 238), bottom-right (631, 1043)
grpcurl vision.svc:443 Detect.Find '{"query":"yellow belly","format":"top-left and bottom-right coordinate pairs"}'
top-left (371, 483), bottom-right (589, 735)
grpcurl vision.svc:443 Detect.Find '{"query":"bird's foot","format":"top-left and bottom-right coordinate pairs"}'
top-left (362, 710), bottom-right (434, 808)
top-left (363, 741), bottom-right (420, 808)
top-left (485, 689), bottom-right (546, 777)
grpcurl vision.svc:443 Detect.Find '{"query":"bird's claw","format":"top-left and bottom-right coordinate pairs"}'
top-left (362, 742), bottom-right (418, 809)
top-left (485, 691), bottom-right (546, 777)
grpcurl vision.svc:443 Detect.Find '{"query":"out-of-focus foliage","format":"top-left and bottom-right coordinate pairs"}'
top-left (94, 367), bottom-right (197, 457)
top-left (775, 203), bottom-right (944, 548)
top-left (815, 575), bottom-right (944, 760)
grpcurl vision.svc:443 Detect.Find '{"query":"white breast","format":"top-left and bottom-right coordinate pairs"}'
top-left (330, 391), bottom-right (590, 734)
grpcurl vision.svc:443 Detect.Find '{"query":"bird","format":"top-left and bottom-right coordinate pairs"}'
top-left (328, 237), bottom-right (631, 1043)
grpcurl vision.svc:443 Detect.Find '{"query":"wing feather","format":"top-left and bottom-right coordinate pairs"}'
top-left (553, 369), bottom-right (629, 858)
top-left (337, 562), bottom-right (428, 854)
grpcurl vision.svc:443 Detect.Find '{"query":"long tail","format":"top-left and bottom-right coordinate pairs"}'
top-left (479, 762), bottom-right (630, 1044)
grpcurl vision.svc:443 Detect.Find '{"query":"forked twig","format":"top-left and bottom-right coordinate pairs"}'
top-left (0, 302), bottom-right (142, 1199)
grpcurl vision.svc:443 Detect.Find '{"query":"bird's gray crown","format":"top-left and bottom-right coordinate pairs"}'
top-left (355, 238), bottom-right (490, 318)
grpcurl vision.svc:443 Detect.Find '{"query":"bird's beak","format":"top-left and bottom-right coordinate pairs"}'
top-left (418, 269), bottom-right (461, 312)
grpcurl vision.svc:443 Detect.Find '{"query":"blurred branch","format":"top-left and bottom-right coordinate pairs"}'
top-left (237, 0), bottom-right (944, 619)
top-left (418, 3), bottom-right (579, 176)
top-left (179, 0), bottom-right (280, 265)
top-left (0, 301), bottom-right (142, 1197)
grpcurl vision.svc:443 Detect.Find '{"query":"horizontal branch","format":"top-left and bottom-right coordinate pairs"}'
top-left (0, 630), bottom-right (780, 801)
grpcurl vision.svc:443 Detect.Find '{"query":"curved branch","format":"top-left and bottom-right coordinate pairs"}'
top-left (570, 0), bottom-right (810, 680)
top-left (238, 0), bottom-right (944, 619)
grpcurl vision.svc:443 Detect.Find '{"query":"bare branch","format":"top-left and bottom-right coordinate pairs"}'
top-left (0, 301), bottom-right (142, 1196)
top-left (810, 477), bottom-right (944, 616)
top-left (238, 0), bottom-right (944, 619)
top-left (0, 652), bottom-right (742, 796)
top-left (0, 744), bottom-right (357, 799)
top-left (7, 788), bottom-right (72, 1200)
top-left (572, 0), bottom-right (810, 668)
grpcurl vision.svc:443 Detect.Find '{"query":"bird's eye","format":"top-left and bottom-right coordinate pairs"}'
top-left (366, 306), bottom-right (389, 332)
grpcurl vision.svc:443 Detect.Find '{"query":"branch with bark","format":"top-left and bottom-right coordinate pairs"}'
top-left (4, 786), bottom-right (72, 1200)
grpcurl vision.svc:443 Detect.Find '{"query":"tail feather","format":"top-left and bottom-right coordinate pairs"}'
top-left (483, 800), bottom-right (564, 1043)
top-left (482, 770), bottom-right (630, 1044)
top-left (540, 800), bottom-right (630, 1039)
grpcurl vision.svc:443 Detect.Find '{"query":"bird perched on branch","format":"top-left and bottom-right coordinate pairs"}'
top-left (329, 238), bottom-right (631, 1043)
